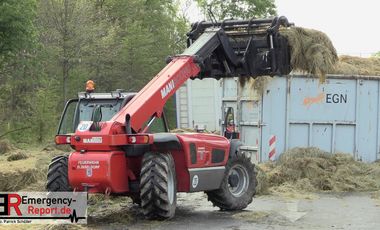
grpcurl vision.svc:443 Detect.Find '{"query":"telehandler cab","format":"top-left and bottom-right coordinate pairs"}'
top-left (47, 16), bottom-right (293, 219)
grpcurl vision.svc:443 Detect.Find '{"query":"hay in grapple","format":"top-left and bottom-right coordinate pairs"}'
top-left (280, 27), bottom-right (338, 82)
top-left (246, 76), bottom-right (272, 97)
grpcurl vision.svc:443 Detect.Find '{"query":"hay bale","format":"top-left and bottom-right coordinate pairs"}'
top-left (7, 152), bottom-right (29, 161)
top-left (280, 27), bottom-right (338, 82)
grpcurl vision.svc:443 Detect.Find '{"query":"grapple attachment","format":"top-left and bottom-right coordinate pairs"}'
top-left (184, 16), bottom-right (294, 79)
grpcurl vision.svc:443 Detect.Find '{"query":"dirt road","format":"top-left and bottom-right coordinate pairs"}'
top-left (88, 192), bottom-right (380, 230)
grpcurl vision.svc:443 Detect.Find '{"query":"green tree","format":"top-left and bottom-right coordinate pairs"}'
top-left (0, 46), bottom-right (45, 142)
top-left (0, 0), bottom-right (37, 64)
top-left (0, 0), bottom-right (189, 143)
top-left (0, 0), bottom-right (38, 142)
top-left (29, 78), bottom-right (60, 143)
top-left (100, 0), bottom-right (188, 90)
top-left (196, 0), bottom-right (276, 20)
top-left (38, 0), bottom-right (95, 105)
top-left (102, 0), bottom-right (187, 127)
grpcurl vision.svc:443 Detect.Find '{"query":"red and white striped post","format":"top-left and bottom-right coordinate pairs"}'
top-left (269, 135), bottom-right (276, 161)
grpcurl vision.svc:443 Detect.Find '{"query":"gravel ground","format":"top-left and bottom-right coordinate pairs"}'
top-left (87, 191), bottom-right (380, 230)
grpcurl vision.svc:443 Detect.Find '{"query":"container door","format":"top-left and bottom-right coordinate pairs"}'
top-left (261, 77), bottom-right (288, 161)
top-left (238, 82), bottom-right (261, 163)
top-left (221, 78), bottom-right (239, 134)
top-left (222, 78), bottom-right (260, 163)
top-left (187, 79), bottom-right (222, 131)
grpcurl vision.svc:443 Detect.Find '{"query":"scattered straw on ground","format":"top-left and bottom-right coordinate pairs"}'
top-left (43, 224), bottom-right (85, 230)
top-left (0, 224), bottom-right (86, 230)
top-left (0, 139), bottom-right (12, 154)
top-left (256, 147), bottom-right (380, 197)
top-left (0, 150), bottom-right (40, 191)
top-left (43, 142), bottom-right (73, 152)
top-left (280, 27), bottom-right (338, 83)
top-left (87, 194), bottom-right (134, 225)
top-left (233, 211), bottom-right (270, 222)
top-left (7, 152), bottom-right (29, 161)
top-left (0, 146), bottom-right (68, 192)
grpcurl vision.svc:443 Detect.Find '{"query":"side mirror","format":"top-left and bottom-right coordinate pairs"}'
top-left (92, 105), bottom-right (103, 123)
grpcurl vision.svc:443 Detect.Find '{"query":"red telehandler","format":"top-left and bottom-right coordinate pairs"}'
top-left (48, 16), bottom-right (293, 219)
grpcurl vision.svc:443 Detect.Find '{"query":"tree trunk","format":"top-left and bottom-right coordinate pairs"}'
top-left (62, 0), bottom-right (69, 106)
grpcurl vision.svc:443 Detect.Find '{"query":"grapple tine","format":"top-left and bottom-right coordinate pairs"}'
top-left (185, 16), bottom-right (294, 79)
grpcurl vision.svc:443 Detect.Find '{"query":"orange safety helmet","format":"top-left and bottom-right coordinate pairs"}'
top-left (86, 80), bottom-right (95, 92)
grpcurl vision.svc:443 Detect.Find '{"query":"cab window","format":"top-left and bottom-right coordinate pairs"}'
top-left (57, 98), bottom-right (123, 135)
top-left (148, 117), bottom-right (167, 133)
top-left (58, 100), bottom-right (78, 134)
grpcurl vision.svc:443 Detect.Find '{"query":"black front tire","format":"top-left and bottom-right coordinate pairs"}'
top-left (140, 152), bottom-right (177, 220)
top-left (46, 155), bottom-right (72, 192)
top-left (206, 152), bottom-right (256, 210)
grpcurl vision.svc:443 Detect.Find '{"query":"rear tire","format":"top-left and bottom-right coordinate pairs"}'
top-left (140, 152), bottom-right (177, 220)
top-left (46, 155), bottom-right (72, 192)
top-left (206, 152), bottom-right (256, 210)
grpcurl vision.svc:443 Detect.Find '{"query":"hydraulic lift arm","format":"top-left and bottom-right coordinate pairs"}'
top-left (112, 56), bottom-right (201, 133)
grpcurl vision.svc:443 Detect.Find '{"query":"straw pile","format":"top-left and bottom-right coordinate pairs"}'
top-left (171, 128), bottom-right (196, 133)
top-left (0, 152), bottom-right (44, 191)
top-left (332, 55), bottom-right (380, 76)
top-left (256, 147), bottom-right (380, 195)
top-left (0, 139), bottom-right (12, 154)
top-left (0, 146), bottom-right (68, 192)
top-left (7, 151), bottom-right (29, 161)
top-left (0, 169), bottom-right (44, 191)
top-left (280, 27), bottom-right (380, 77)
top-left (280, 27), bottom-right (338, 83)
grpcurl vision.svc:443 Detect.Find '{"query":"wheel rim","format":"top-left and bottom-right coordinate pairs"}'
top-left (167, 166), bottom-right (174, 204)
top-left (228, 164), bottom-right (249, 197)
